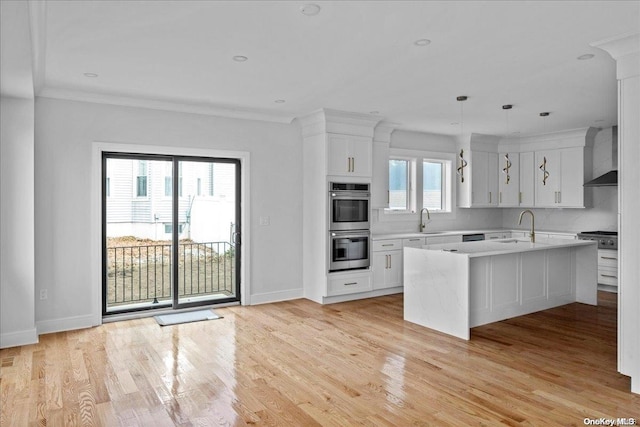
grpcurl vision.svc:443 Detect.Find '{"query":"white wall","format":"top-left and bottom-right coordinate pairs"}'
top-left (34, 97), bottom-right (303, 331)
top-left (372, 129), bottom-right (504, 234)
top-left (0, 96), bottom-right (37, 347)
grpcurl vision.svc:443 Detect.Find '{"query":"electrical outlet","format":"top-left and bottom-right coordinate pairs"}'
top-left (259, 216), bottom-right (270, 226)
top-left (40, 289), bottom-right (47, 300)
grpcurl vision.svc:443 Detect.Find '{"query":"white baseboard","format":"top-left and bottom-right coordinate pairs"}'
top-left (0, 328), bottom-right (38, 349)
top-left (36, 314), bottom-right (98, 335)
top-left (249, 289), bottom-right (303, 305)
top-left (321, 287), bottom-right (403, 305)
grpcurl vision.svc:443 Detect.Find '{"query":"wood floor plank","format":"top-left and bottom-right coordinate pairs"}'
top-left (2, 292), bottom-right (639, 425)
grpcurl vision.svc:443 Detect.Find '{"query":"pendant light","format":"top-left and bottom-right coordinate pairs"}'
top-left (456, 96), bottom-right (468, 183)
top-left (502, 104), bottom-right (513, 184)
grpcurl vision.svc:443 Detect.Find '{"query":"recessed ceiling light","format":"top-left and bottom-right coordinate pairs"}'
top-left (300, 4), bottom-right (321, 16)
top-left (83, 73), bottom-right (98, 78)
top-left (233, 55), bottom-right (248, 62)
top-left (577, 53), bottom-right (595, 60)
top-left (274, 99), bottom-right (286, 104)
top-left (414, 39), bottom-right (431, 46)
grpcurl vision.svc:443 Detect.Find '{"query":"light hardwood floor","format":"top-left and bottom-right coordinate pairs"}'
top-left (1, 292), bottom-right (638, 426)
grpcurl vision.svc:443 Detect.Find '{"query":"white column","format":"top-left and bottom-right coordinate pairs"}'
top-left (592, 32), bottom-right (640, 394)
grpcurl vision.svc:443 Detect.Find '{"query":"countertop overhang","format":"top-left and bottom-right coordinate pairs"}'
top-left (417, 237), bottom-right (596, 258)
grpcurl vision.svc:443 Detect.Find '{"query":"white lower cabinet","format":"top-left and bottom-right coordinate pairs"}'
top-left (597, 249), bottom-right (618, 288)
top-left (402, 237), bottom-right (426, 248)
top-left (372, 239), bottom-right (403, 290)
top-left (327, 272), bottom-right (372, 296)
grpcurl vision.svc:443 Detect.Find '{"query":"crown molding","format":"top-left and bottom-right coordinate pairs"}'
top-left (591, 32), bottom-right (640, 80)
top-left (37, 87), bottom-right (297, 124)
top-left (296, 108), bottom-right (381, 138)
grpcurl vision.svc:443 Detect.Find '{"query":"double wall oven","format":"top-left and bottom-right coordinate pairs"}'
top-left (328, 182), bottom-right (371, 272)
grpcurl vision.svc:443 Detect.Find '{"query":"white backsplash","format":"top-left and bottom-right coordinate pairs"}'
top-left (372, 208), bottom-right (504, 234)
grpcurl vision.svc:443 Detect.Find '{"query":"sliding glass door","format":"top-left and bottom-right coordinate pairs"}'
top-left (102, 153), bottom-right (240, 314)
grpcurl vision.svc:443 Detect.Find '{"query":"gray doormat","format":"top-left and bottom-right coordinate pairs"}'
top-left (155, 309), bottom-right (222, 326)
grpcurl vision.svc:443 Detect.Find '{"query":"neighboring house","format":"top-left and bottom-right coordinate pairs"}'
top-left (106, 158), bottom-right (236, 243)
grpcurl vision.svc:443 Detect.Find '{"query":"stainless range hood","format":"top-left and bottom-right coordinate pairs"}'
top-left (584, 170), bottom-right (618, 187)
top-left (584, 126), bottom-right (618, 187)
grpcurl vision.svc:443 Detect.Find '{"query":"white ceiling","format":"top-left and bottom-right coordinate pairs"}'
top-left (25, 1), bottom-right (640, 136)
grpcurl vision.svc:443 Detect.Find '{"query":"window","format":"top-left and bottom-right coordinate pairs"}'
top-left (106, 177), bottom-right (110, 197)
top-left (136, 161), bottom-right (148, 197)
top-left (423, 161), bottom-right (443, 211)
top-left (197, 178), bottom-right (202, 196)
top-left (389, 159), bottom-right (410, 210)
top-left (385, 150), bottom-right (453, 215)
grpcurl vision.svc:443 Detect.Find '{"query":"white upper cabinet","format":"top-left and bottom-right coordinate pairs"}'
top-left (327, 134), bottom-right (372, 177)
top-left (457, 134), bottom-right (500, 208)
top-left (535, 147), bottom-right (586, 207)
top-left (519, 152), bottom-right (535, 207)
top-left (498, 152), bottom-right (520, 207)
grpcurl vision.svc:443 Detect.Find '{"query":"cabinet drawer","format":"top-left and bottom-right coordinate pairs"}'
top-left (327, 274), bottom-right (372, 296)
top-left (402, 237), bottom-right (425, 248)
top-left (373, 239), bottom-right (403, 252)
top-left (598, 266), bottom-right (618, 286)
top-left (598, 250), bottom-right (618, 268)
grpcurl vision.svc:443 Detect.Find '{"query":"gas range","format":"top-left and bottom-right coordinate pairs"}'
top-left (577, 231), bottom-right (618, 250)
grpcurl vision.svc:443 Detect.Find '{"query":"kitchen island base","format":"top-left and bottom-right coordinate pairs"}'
top-left (404, 239), bottom-right (598, 340)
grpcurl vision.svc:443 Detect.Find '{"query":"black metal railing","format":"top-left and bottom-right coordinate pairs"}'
top-left (106, 241), bottom-right (235, 308)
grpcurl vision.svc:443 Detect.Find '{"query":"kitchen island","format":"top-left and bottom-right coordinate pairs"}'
top-left (404, 238), bottom-right (598, 340)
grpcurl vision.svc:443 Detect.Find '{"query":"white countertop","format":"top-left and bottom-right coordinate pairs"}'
top-left (422, 237), bottom-right (596, 258)
top-left (372, 229), bottom-right (577, 241)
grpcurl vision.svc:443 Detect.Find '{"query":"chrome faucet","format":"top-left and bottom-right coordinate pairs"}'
top-left (518, 209), bottom-right (535, 243)
top-left (420, 208), bottom-right (430, 232)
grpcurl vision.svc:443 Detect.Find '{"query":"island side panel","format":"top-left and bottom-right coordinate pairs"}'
top-left (404, 247), bottom-right (470, 340)
top-left (573, 244), bottom-right (598, 305)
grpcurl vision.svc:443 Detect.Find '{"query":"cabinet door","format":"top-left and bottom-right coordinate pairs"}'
top-left (535, 150), bottom-right (560, 207)
top-left (327, 134), bottom-right (351, 176)
top-left (558, 147), bottom-right (584, 207)
top-left (327, 134), bottom-right (372, 177)
top-left (471, 151), bottom-right (489, 205)
top-left (487, 153), bottom-right (498, 206)
top-left (373, 250), bottom-right (402, 290)
top-left (499, 152), bottom-right (520, 206)
top-left (349, 136), bottom-right (373, 177)
top-left (519, 152), bottom-right (535, 207)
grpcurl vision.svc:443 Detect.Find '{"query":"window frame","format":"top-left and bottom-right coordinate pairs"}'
top-left (382, 148), bottom-right (456, 221)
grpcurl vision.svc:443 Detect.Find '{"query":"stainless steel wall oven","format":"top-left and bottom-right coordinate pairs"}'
top-left (328, 182), bottom-right (370, 231)
top-left (328, 182), bottom-right (371, 272)
top-left (329, 230), bottom-right (370, 272)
